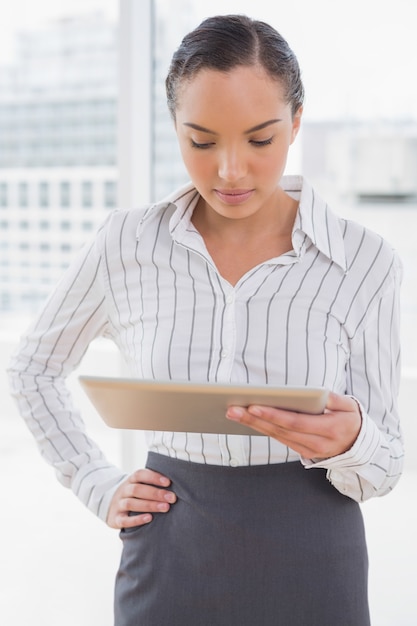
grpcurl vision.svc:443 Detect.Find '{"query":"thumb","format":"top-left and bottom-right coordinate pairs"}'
top-left (325, 391), bottom-right (358, 413)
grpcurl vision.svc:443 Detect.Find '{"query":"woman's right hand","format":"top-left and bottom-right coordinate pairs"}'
top-left (106, 469), bottom-right (177, 530)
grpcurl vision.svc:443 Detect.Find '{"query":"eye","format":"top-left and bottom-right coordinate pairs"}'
top-left (250, 137), bottom-right (274, 147)
top-left (190, 139), bottom-right (214, 150)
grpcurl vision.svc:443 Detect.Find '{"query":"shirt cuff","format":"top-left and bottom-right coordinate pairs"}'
top-left (67, 461), bottom-right (127, 522)
top-left (300, 408), bottom-right (385, 486)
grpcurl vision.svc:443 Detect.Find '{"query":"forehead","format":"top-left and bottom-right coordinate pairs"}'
top-left (175, 65), bottom-right (289, 122)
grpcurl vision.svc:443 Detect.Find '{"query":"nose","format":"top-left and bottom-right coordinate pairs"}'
top-left (218, 147), bottom-right (247, 182)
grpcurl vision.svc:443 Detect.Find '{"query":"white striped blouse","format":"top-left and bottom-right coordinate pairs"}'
top-left (8, 176), bottom-right (404, 521)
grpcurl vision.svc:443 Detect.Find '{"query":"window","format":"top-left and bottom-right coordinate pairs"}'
top-left (0, 183), bottom-right (8, 207)
top-left (104, 180), bottom-right (117, 207)
top-left (60, 181), bottom-right (71, 208)
top-left (18, 182), bottom-right (29, 207)
top-left (39, 182), bottom-right (49, 208)
top-left (0, 293), bottom-right (10, 308)
top-left (81, 181), bottom-right (93, 207)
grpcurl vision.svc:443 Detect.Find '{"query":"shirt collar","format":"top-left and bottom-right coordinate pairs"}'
top-left (136, 177), bottom-right (347, 272)
top-left (283, 175), bottom-right (347, 271)
top-left (135, 182), bottom-right (198, 241)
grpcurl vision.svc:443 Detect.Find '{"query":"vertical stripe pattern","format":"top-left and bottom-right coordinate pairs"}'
top-left (8, 176), bottom-right (404, 521)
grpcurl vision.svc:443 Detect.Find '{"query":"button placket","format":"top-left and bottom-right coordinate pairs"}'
top-left (215, 288), bottom-right (237, 380)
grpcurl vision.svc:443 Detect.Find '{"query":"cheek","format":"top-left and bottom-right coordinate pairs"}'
top-left (183, 152), bottom-right (214, 181)
top-left (255, 149), bottom-right (288, 180)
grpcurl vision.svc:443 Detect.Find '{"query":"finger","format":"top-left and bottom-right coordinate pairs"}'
top-left (116, 512), bottom-right (153, 530)
top-left (240, 403), bottom-right (356, 451)
top-left (124, 479), bottom-right (177, 503)
top-left (227, 405), bottom-right (318, 435)
top-left (226, 405), bottom-right (339, 457)
top-left (228, 412), bottom-right (332, 458)
top-left (122, 488), bottom-right (176, 514)
top-left (124, 469), bottom-right (177, 503)
top-left (129, 468), bottom-right (172, 487)
top-left (226, 405), bottom-right (291, 439)
top-left (325, 391), bottom-right (358, 413)
top-left (122, 498), bottom-right (171, 516)
top-left (242, 396), bottom-right (361, 457)
top-left (113, 488), bottom-right (177, 530)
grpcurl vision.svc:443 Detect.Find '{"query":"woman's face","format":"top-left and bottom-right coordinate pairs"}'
top-left (175, 65), bottom-right (302, 223)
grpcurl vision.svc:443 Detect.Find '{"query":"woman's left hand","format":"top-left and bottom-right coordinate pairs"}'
top-left (226, 391), bottom-right (362, 460)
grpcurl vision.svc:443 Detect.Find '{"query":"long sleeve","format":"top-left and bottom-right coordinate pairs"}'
top-left (7, 177), bottom-right (407, 514)
top-left (7, 228), bottom-right (127, 522)
top-left (302, 251), bottom-right (404, 501)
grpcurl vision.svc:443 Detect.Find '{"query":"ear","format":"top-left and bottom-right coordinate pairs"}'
top-left (290, 106), bottom-right (303, 144)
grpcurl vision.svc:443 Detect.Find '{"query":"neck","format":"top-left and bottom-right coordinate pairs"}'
top-left (192, 188), bottom-right (298, 244)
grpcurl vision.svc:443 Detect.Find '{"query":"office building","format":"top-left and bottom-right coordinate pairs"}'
top-left (0, 12), bottom-right (119, 313)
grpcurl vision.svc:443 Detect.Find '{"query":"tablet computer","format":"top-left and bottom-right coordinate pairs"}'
top-left (79, 376), bottom-right (329, 436)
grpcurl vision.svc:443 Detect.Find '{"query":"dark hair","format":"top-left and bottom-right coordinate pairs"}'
top-left (166, 14), bottom-right (304, 120)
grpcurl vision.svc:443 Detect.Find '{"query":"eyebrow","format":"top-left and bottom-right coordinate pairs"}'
top-left (183, 119), bottom-right (281, 135)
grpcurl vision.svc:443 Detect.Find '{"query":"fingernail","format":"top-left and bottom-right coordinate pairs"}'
top-left (164, 492), bottom-right (176, 503)
top-left (227, 407), bottom-right (244, 419)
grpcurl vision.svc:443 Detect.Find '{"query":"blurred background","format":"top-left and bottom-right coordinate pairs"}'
top-left (1, 1), bottom-right (416, 624)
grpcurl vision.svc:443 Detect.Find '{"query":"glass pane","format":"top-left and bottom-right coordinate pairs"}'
top-left (0, 2), bottom-right (119, 316)
top-left (0, 3), bottom-right (120, 621)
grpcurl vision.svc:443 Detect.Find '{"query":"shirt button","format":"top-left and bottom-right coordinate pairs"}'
top-left (229, 458), bottom-right (239, 467)
top-left (226, 294), bottom-right (234, 304)
top-left (221, 350), bottom-right (228, 358)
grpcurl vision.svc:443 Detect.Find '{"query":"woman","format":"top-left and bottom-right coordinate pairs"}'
top-left (9, 14), bottom-right (403, 626)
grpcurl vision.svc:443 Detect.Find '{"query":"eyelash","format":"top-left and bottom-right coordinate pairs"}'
top-left (190, 138), bottom-right (274, 149)
top-left (251, 138), bottom-right (273, 147)
top-left (190, 140), bottom-right (213, 150)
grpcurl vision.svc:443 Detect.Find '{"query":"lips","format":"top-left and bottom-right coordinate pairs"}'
top-left (214, 189), bottom-right (254, 205)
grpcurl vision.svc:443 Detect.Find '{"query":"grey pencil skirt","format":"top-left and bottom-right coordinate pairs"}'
top-left (114, 452), bottom-right (370, 626)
